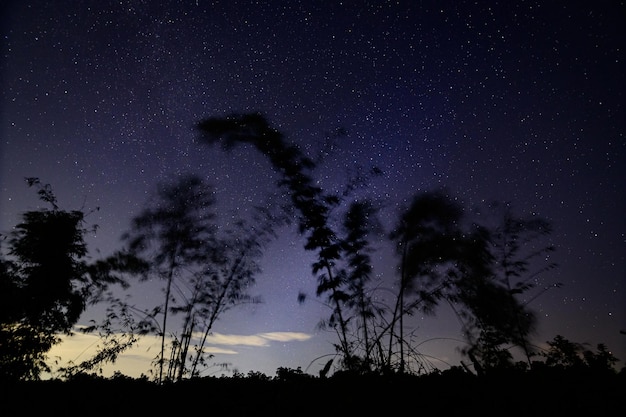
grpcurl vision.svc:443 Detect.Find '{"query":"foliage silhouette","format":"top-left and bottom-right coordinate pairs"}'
top-left (2, 117), bottom-right (621, 392)
top-left (121, 174), bottom-right (219, 383)
top-left (117, 173), bottom-right (282, 382)
top-left (198, 113), bottom-right (358, 368)
top-left (387, 188), bottom-right (469, 373)
top-left (3, 353), bottom-right (623, 417)
top-left (1, 174), bottom-right (623, 416)
top-left (454, 202), bottom-right (559, 374)
top-left (540, 334), bottom-right (620, 374)
top-left (196, 113), bottom-right (562, 376)
top-left (0, 178), bottom-right (121, 381)
top-left (336, 201), bottom-right (381, 370)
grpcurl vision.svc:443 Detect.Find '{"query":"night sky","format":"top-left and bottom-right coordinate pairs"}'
top-left (1, 0), bottom-right (624, 378)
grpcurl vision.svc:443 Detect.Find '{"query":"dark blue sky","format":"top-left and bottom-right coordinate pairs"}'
top-left (1, 0), bottom-right (624, 377)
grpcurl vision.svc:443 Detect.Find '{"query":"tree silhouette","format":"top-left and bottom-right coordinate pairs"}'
top-left (489, 204), bottom-right (557, 364)
top-left (387, 189), bottom-right (470, 373)
top-left (119, 173), bottom-right (280, 382)
top-left (542, 334), bottom-right (585, 369)
top-left (121, 174), bottom-right (219, 383)
top-left (0, 178), bottom-right (118, 380)
top-left (455, 202), bottom-right (558, 373)
top-left (538, 334), bottom-right (620, 376)
top-left (187, 207), bottom-right (283, 378)
top-left (337, 200), bottom-right (381, 370)
top-left (197, 113), bottom-right (356, 368)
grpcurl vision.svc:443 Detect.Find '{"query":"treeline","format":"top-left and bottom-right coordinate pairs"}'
top-left (0, 113), bottom-right (622, 383)
top-left (3, 365), bottom-right (624, 416)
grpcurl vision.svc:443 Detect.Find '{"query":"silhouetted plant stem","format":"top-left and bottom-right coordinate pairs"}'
top-left (399, 243), bottom-right (407, 373)
top-left (159, 256), bottom-right (176, 384)
top-left (386, 242), bottom-right (406, 373)
top-left (189, 255), bottom-right (242, 376)
top-left (175, 281), bottom-right (201, 381)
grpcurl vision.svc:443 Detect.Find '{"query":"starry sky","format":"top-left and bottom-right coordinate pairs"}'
top-left (1, 0), bottom-right (624, 378)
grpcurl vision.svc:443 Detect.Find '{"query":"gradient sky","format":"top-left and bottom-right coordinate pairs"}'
top-left (1, 0), bottom-right (624, 378)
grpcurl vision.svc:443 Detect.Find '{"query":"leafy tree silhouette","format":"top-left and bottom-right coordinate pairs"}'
top-left (337, 201), bottom-right (382, 370)
top-left (187, 206), bottom-right (284, 379)
top-left (197, 113), bottom-right (358, 368)
top-left (542, 334), bottom-right (586, 369)
top-left (455, 202), bottom-right (559, 374)
top-left (0, 178), bottom-right (120, 381)
top-left (540, 334), bottom-right (619, 374)
top-left (118, 173), bottom-right (281, 382)
top-left (120, 174), bottom-right (219, 383)
top-left (387, 189), bottom-right (475, 373)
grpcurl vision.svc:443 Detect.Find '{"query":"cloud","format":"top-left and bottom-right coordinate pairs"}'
top-left (258, 332), bottom-right (313, 342)
top-left (200, 331), bottom-right (313, 347)
top-left (202, 333), bottom-right (269, 347)
top-left (200, 346), bottom-right (239, 355)
top-left (50, 329), bottom-right (313, 364)
top-left (46, 328), bottom-right (314, 378)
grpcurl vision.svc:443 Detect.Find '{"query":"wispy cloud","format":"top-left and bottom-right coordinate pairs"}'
top-left (257, 332), bottom-right (313, 342)
top-left (201, 346), bottom-right (239, 354)
top-left (200, 332), bottom-right (313, 347)
top-left (45, 328), bottom-right (316, 379)
top-left (48, 329), bottom-right (314, 372)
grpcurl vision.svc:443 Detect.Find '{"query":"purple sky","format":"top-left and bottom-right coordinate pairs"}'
top-left (1, 0), bottom-right (624, 377)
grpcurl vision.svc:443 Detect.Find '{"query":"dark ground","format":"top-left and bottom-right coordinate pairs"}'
top-left (2, 369), bottom-right (624, 416)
